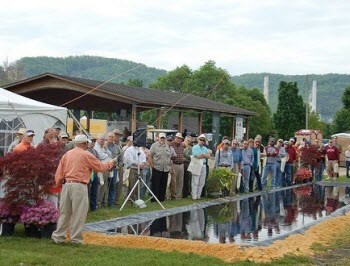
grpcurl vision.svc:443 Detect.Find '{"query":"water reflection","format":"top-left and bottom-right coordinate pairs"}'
top-left (109, 185), bottom-right (349, 245)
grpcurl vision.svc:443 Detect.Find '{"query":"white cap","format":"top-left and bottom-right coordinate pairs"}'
top-left (159, 133), bottom-right (166, 138)
top-left (73, 135), bottom-right (91, 143)
top-left (175, 132), bottom-right (184, 139)
top-left (198, 134), bottom-right (206, 140)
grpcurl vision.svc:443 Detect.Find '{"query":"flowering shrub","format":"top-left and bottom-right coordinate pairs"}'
top-left (20, 200), bottom-right (59, 227)
top-left (294, 168), bottom-right (312, 182)
top-left (0, 201), bottom-right (22, 223)
top-left (0, 143), bottom-right (60, 207)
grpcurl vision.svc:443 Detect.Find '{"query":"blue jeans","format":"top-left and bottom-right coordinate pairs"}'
top-left (141, 167), bottom-right (151, 198)
top-left (242, 165), bottom-right (251, 192)
top-left (262, 163), bottom-right (277, 188)
top-left (346, 161), bottom-right (350, 178)
top-left (284, 163), bottom-right (293, 186)
top-left (275, 162), bottom-right (282, 187)
top-left (107, 169), bottom-right (118, 206)
top-left (315, 162), bottom-right (324, 181)
top-left (89, 172), bottom-right (99, 211)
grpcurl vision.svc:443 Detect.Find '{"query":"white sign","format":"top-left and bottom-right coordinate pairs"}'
top-left (235, 117), bottom-right (244, 141)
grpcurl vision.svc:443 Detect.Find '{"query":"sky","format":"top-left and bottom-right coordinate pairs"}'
top-left (1, 0), bottom-right (350, 75)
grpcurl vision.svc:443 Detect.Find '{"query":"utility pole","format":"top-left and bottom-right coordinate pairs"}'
top-left (305, 75), bottom-right (309, 129)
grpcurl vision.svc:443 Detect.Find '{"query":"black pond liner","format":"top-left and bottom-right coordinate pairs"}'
top-left (84, 182), bottom-right (350, 246)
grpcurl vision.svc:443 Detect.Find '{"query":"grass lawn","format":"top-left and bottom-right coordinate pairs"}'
top-left (0, 227), bottom-right (314, 266)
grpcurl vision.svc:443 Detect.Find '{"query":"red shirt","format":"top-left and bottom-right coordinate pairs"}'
top-left (286, 146), bottom-right (297, 163)
top-left (324, 145), bottom-right (339, 160)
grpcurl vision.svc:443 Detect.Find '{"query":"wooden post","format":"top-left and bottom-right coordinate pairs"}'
top-left (231, 116), bottom-right (236, 140)
top-left (245, 117), bottom-right (249, 140)
top-left (156, 109), bottom-right (162, 129)
top-left (131, 103), bottom-right (137, 134)
top-left (73, 108), bottom-right (81, 133)
top-left (178, 111), bottom-right (183, 133)
top-left (197, 113), bottom-right (202, 135)
top-left (86, 110), bottom-right (91, 133)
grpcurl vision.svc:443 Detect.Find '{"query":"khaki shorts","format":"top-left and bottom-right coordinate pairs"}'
top-left (327, 160), bottom-right (338, 173)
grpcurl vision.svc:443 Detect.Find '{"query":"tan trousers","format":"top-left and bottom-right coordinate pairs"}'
top-left (51, 183), bottom-right (89, 244)
top-left (231, 163), bottom-right (239, 194)
top-left (115, 167), bottom-right (124, 205)
top-left (97, 171), bottom-right (109, 206)
top-left (170, 164), bottom-right (184, 199)
top-left (128, 168), bottom-right (143, 200)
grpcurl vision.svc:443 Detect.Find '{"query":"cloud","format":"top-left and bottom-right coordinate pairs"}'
top-left (1, 0), bottom-right (350, 75)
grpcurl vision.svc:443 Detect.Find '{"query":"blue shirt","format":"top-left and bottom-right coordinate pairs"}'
top-left (192, 144), bottom-right (209, 162)
top-left (241, 147), bottom-right (254, 166)
top-left (231, 148), bottom-right (242, 164)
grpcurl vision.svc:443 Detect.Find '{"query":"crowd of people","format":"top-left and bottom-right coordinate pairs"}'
top-left (6, 126), bottom-right (347, 244)
top-left (213, 134), bottom-right (346, 194)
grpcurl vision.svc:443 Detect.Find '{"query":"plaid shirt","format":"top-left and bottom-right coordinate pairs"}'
top-left (170, 141), bottom-right (184, 164)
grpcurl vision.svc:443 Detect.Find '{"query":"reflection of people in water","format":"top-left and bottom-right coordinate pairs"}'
top-left (283, 189), bottom-right (298, 226)
top-left (240, 198), bottom-right (252, 240)
top-left (325, 186), bottom-right (340, 215)
top-left (150, 217), bottom-right (168, 237)
top-left (250, 196), bottom-right (262, 240)
top-left (186, 209), bottom-right (205, 240)
top-left (168, 213), bottom-right (183, 239)
top-left (263, 191), bottom-right (281, 237)
top-left (229, 201), bottom-right (240, 243)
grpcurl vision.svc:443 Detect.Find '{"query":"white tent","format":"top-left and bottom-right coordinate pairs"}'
top-left (0, 87), bottom-right (67, 153)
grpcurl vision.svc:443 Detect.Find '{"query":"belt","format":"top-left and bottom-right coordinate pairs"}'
top-left (219, 164), bottom-right (230, 167)
top-left (243, 164), bottom-right (251, 165)
top-left (65, 180), bottom-right (87, 185)
top-left (173, 162), bottom-right (184, 165)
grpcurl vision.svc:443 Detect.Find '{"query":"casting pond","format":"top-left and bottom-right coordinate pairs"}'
top-left (85, 184), bottom-right (350, 246)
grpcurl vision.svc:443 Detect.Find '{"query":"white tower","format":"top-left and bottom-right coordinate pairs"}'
top-left (311, 80), bottom-right (317, 112)
top-left (263, 76), bottom-right (269, 104)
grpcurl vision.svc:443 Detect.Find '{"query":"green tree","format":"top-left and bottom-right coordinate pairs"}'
top-left (332, 86), bottom-right (350, 133)
top-left (332, 109), bottom-right (350, 133)
top-left (308, 110), bottom-right (327, 133)
top-left (126, 79), bottom-right (143, 87)
top-left (149, 65), bottom-right (192, 92)
top-left (341, 86), bottom-right (350, 109)
top-left (274, 81), bottom-right (306, 140)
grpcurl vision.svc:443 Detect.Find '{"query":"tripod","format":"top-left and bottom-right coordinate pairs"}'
top-left (120, 146), bottom-right (165, 211)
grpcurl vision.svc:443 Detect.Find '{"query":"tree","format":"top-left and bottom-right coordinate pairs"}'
top-left (332, 86), bottom-right (350, 133)
top-left (341, 86), bottom-right (350, 109)
top-left (332, 109), bottom-right (350, 133)
top-left (274, 81), bottom-right (306, 140)
top-left (0, 58), bottom-right (25, 86)
top-left (308, 110), bottom-right (327, 133)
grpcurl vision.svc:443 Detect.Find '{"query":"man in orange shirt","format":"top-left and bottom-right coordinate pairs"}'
top-left (52, 135), bottom-right (115, 244)
top-left (13, 130), bottom-right (35, 152)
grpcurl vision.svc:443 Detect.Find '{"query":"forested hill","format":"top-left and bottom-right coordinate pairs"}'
top-left (18, 56), bottom-right (167, 87)
top-left (14, 56), bottom-right (350, 121)
top-left (232, 73), bottom-right (350, 121)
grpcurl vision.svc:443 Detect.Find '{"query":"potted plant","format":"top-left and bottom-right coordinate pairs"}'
top-left (0, 145), bottom-right (60, 238)
top-left (20, 200), bottom-right (59, 238)
top-left (0, 201), bottom-right (22, 236)
top-left (207, 168), bottom-right (235, 198)
top-left (294, 168), bottom-right (313, 184)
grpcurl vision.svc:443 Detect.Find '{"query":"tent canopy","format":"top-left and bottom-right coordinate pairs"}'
top-left (0, 88), bottom-right (67, 150)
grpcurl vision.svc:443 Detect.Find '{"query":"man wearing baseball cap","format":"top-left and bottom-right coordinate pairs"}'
top-left (170, 133), bottom-right (185, 199)
top-left (52, 134), bottom-right (115, 244)
top-left (149, 133), bottom-right (173, 202)
top-left (13, 130), bottom-right (35, 152)
top-left (8, 127), bottom-right (26, 153)
top-left (190, 134), bottom-right (210, 200)
top-left (261, 138), bottom-right (279, 189)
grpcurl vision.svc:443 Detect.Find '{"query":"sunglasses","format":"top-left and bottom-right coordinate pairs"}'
top-left (199, 139), bottom-right (205, 141)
